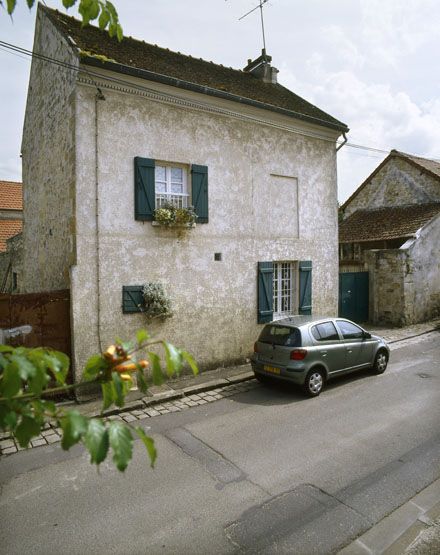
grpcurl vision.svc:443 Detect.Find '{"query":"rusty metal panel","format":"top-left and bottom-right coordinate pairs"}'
top-left (0, 290), bottom-right (72, 383)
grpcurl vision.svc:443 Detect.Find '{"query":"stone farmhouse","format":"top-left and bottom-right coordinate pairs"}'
top-left (21, 5), bottom-right (348, 379)
top-left (339, 150), bottom-right (440, 325)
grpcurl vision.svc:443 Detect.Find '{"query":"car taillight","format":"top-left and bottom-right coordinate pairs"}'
top-left (254, 342), bottom-right (259, 353)
top-left (290, 349), bottom-right (308, 360)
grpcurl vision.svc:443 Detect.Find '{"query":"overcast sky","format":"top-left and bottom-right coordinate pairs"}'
top-left (1, 0), bottom-right (439, 201)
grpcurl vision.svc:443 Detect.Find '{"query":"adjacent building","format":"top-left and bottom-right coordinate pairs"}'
top-left (339, 150), bottom-right (440, 325)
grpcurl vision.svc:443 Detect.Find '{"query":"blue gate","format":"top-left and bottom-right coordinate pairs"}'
top-left (339, 272), bottom-right (369, 322)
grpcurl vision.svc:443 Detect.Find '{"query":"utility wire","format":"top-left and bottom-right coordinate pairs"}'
top-left (0, 39), bottom-right (438, 161)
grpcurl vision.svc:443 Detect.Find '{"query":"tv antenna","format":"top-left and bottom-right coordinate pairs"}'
top-left (239, 0), bottom-right (270, 55)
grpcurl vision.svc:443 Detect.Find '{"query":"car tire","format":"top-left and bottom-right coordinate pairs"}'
top-left (371, 350), bottom-right (388, 375)
top-left (303, 368), bottom-right (325, 397)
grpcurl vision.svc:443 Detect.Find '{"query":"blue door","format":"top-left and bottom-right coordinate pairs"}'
top-left (339, 272), bottom-right (369, 322)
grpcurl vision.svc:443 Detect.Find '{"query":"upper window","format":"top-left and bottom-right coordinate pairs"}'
top-left (273, 261), bottom-right (298, 320)
top-left (337, 320), bottom-right (364, 339)
top-left (155, 164), bottom-right (189, 209)
top-left (311, 322), bottom-right (340, 341)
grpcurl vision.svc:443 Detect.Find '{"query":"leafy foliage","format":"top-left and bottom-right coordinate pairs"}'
top-left (2, 0), bottom-right (123, 41)
top-left (142, 282), bottom-right (173, 320)
top-left (153, 202), bottom-right (197, 227)
top-left (0, 331), bottom-right (198, 471)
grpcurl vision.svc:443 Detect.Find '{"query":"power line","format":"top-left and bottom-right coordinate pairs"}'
top-left (0, 39), bottom-right (438, 162)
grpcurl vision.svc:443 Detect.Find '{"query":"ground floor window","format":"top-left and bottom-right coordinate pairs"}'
top-left (273, 261), bottom-right (298, 320)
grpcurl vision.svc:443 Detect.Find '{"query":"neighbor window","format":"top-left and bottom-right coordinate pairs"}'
top-left (273, 261), bottom-right (298, 320)
top-left (155, 164), bottom-right (189, 208)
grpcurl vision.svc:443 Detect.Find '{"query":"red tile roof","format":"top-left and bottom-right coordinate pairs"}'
top-left (0, 220), bottom-right (22, 252)
top-left (0, 181), bottom-right (23, 211)
top-left (339, 203), bottom-right (440, 243)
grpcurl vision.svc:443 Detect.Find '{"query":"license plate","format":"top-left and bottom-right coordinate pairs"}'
top-left (264, 365), bottom-right (280, 375)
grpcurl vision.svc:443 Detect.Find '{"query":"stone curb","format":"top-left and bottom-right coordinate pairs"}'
top-left (338, 478), bottom-right (440, 554)
top-left (387, 328), bottom-right (440, 345)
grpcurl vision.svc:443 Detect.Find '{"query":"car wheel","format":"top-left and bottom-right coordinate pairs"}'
top-left (372, 350), bottom-right (388, 375)
top-left (303, 369), bottom-right (324, 397)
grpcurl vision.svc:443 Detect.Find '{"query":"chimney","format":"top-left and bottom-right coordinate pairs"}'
top-left (243, 49), bottom-right (279, 84)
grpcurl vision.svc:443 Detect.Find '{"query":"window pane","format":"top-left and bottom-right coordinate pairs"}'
top-left (171, 183), bottom-right (183, 194)
top-left (337, 320), bottom-right (364, 339)
top-left (258, 325), bottom-right (301, 347)
top-left (315, 322), bottom-right (340, 341)
top-left (156, 181), bottom-right (166, 193)
top-left (171, 167), bottom-right (183, 182)
top-left (155, 166), bottom-right (166, 181)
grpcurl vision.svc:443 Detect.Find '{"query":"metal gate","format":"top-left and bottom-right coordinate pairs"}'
top-left (0, 289), bottom-right (72, 383)
top-left (339, 272), bottom-right (369, 323)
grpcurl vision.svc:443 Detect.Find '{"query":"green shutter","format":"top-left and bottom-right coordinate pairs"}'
top-left (258, 262), bottom-right (273, 324)
top-left (191, 164), bottom-right (208, 223)
top-left (122, 286), bottom-right (144, 313)
top-left (299, 261), bottom-right (312, 315)
top-left (134, 157), bottom-right (155, 221)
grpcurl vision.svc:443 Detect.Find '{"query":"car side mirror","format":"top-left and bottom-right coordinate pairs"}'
top-left (363, 332), bottom-right (371, 339)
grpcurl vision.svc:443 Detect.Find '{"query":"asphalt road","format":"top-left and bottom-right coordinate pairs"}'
top-left (1, 332), bottom-right (439, 554)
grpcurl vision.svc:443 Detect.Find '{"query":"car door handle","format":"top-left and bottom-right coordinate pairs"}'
top-left (321, 350), bottom-right (328, 356)
top-left (346, 348), bottom-right (353, 353)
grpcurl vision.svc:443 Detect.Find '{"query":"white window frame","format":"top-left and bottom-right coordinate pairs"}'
top-left (155, 162), bottom-right (189, 209)
top-left (273, 261), bottom-right (298, 320)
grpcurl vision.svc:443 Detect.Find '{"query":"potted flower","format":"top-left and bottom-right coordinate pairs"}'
top-left (153, 202), bottom-right (197, 228)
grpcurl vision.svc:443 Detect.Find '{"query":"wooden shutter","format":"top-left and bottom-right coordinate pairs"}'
top-left (299, 261), bottom-right (312, 315)
top-left (191, 164), bottom-right (208, 223)
top-left (134, 157), bottom-right (155, 221)
top-left (122, 286), bottom-right (144, 313)
top-left (258, 262), bottom-right (273, 324)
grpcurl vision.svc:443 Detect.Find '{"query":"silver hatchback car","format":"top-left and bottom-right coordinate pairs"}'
top-left (251, 316), bottom-right (390, 397)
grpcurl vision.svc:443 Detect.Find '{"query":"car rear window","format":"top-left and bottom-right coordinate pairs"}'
top-left (258, 325), bottom-right (301, 347)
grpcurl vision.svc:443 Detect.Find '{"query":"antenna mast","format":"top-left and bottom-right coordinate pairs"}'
top-left (239, 0), bottom-right (269, 56)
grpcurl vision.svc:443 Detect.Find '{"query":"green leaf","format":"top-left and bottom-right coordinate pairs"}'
top-left (60, 410), bottom-right (88, 450)
top-left (2, 408), bottom-right (17, 431)
top-left (6, 0), bottom-right (16, 16)
top-left (15, 415), bottom-right (41, 447)
top-left (42, 351), bottom-right (70, 384)
top-left (148, 352), bottom-right (164, 385)
top-left (83, 353), bottom-right (106, 381)
top-left (62, 0), bottom-right (77, 8)
top-left (26, 0), bottom-right (35, 10)
top-left (10, 353), bottom-right (36, 381)
top-left (116, 23), bottom-right (123, 42)
top-left (163, 342), bottom-right (182, 377)
top-left (181, 350), bottom-right (199, 376)
top-left (111, 372), bottom-right (125, 407)
top-left (28, 366), bottom-right (49, 397)
top-left (136, 329), bottom-right (150, 345)
top-left (109, 421), bottom-right (133, 471)
top-left (98, 8), bottom-right (110, 29)
top-left (84, 418), bottom-right (109, 465)
top-left (101, 381), bottom-right (115, 411)
top-left (135, 427), bottom-right (156, 467)
top-left (0, 362), bottom-right (21, 398)
top-left (136, 368), bottom-right (148, 394)
top-left (0, 345), bottom-right (13, 353)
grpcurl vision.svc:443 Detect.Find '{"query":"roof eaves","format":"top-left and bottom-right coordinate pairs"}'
top-left (80, 55), bottom-right (349, 133)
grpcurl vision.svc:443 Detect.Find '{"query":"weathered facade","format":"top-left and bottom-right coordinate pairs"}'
top-left (340, 150), bottom-right (440, 325)
top-left (23, 6), bottom-right (348, 380)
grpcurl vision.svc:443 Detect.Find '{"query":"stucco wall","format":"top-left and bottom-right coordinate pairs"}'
top-left (70, 81), bottom-right (340, 378)
top-left (405, 214), bottom-right (440, 322)
top-left (344, 157), bottom-right (440, 218)
top-left (21, 7), bottom-right (78, 293)
top-left (366, 214), bottom-right (440, 325)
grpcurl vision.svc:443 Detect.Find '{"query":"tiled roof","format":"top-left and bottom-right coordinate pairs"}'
top-left (339, 203), bottom-right (440, 243)
top-left (42, 6), bottom-right (348, 133)
top-left (0, 220), bottom-right (22, 252)
top-left (341, 150), bottom-right (440, 210)
top-left (0, 181), bottom-right (23, 210)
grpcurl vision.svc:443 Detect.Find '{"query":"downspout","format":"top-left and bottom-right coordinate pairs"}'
top-left (95, 88), bottom-right (105, 352)
top-left (336, 132), bottom-right (348, 152)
